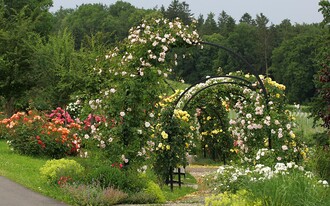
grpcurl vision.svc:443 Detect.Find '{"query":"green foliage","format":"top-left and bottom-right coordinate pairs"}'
top-left (310, 29), bottom-right (330, 129)
top-left (270, 29), bottom-right (324, 103)
top-left (144, 181), bottom-right (166, 203)
top-left (205, 190), bottom-right (262, 206)
top-left (85, 165), bottom-right (147, 193)
top-left (63, 183), bottom-right (128, 206)
top-left (58, 2), bottom-right (159, 49)
top-left (30, 29), bottom-right (94, 109)
top-left (319, 0), bottom-right (330, 28)
top-left (152, 91), bottom-right (199, 183)
top-left (243, 170), bottom-right (330, 206)
top-left (163, 0), bottom-right (192, 25)
top-left (124, 180), bottom-right (166, 204)
top-left (308, 146), bottom-right (330, 183)
top-left (76, 17), bottom-right (201, 180)
top-left (162, 185), bottom-right (197, 201)
top-left (189, 86), bottom-right (233, 163)
top-left (40, 158), bottom-right (85, 184)
top-left (0, 0), bottom-right (54, 115)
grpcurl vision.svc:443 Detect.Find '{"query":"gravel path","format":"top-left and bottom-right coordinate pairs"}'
top-left (152, 165), bottom-right (219, 206)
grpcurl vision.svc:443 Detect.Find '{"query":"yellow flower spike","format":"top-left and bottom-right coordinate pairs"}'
top-left (185, 143), bottom-right (189, 148)
top-left (207, 116), bottom-right (212, 120)
top-left (166, 145), bottom-right (171, 150)
top-left (276, 93), bottom-right (281, 98)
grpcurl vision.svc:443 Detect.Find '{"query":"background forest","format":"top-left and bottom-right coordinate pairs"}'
top-left (0, 0), bottom-right (329, 116)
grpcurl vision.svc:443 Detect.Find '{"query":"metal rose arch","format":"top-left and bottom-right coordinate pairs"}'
top-left (167, 41), bottom-right (271, 191)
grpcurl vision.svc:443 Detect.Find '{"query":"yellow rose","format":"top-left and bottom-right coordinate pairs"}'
top-left (161, 131), bottom-right (168, 139)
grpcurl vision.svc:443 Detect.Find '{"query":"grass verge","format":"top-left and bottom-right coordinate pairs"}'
top-left (0, 140), bottom-right (78, 204)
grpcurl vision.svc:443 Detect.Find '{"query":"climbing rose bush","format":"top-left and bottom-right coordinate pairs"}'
top-left (150, 90), bottom-right (199, 182)
top-left (174, 71), bottom-right (308, 165)
top-left (77, 17), bottom-right (201, 171)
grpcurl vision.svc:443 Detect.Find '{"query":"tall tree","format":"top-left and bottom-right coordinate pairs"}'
top-left (273, 19), bottom-right (295, 46)
top-left (218, 10), bottom-right (236, 36)
top-left (217, 23), bottom-right (258, 74)
top-left (270, 30), bottom-right (323, 103)
top-left (196, 14), bottom-right (204, 32)
top-left (3, 0), bottom-right (54, 36)
top-left (255, 13), bottom-right (272, 75)
top-left (310, 0), bottom-right (330, 130)
top-left (239, 12), bottom-right (255, 25)
top-left (200, 12), bottom-right (218, 35)
top-left (30, 30), bottom-right (96, 109)
top-left (164, 0), bottom-right (193, 25)
top-left (0, 5), bottom-right (42, 115)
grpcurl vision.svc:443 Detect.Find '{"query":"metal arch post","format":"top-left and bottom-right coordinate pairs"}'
top-left (200, 41), bottom-right (269, 105)
top-left (199, 41), bottom-right (272, 149)
top-left (181, 81), bottom-right (255, 111)
top-left (174, 75), bottom-right (254, 107)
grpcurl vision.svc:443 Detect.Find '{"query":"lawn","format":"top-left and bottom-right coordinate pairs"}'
top-left (0, 140), bottom-right (73, 203)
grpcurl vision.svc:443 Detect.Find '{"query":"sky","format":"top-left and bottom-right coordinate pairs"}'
top-left (50, 0), bottom-right (324, 25)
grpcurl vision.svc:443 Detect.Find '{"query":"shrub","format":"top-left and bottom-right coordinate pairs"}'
top-left (63, 183), bottom-right (127, 206)
top-left (124, 192), bottom-right (159, 204)
top-left (86, 165), bottom-right (146, 193)
top-left (3, 110), bottom-right (81, 158)
top-left (144, 181), bottom-right (166, 203)
top-left (40, 159), bottom-right (85, 184)
top-left (205, 190), bottom-right (262, 206)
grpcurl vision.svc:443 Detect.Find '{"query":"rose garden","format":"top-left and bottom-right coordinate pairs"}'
top-left (0, 17), bottom-right (329, 205)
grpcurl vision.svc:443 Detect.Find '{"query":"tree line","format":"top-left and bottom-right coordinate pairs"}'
top-left (0, 0), bottom-right (329, 116)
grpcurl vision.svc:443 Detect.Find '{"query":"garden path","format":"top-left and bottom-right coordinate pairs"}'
top-left (170, 165), bottom-right (219, 205)
top-left (0, 176), bottom-right (67, 206)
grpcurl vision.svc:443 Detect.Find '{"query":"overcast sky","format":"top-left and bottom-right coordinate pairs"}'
top-left (50, 0), bottom-right (323, 25)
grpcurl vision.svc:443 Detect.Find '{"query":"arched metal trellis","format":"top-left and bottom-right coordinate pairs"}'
top-left (167, 42), bottom-right (271, 191)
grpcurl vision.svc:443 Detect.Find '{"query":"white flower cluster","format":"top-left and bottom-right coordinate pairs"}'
top-left (100, 18), bottom-right (201, 79)
top-left (88, 99), bottom-right (102, 110)
top-left (208, 161), bottom-right (328, 192)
